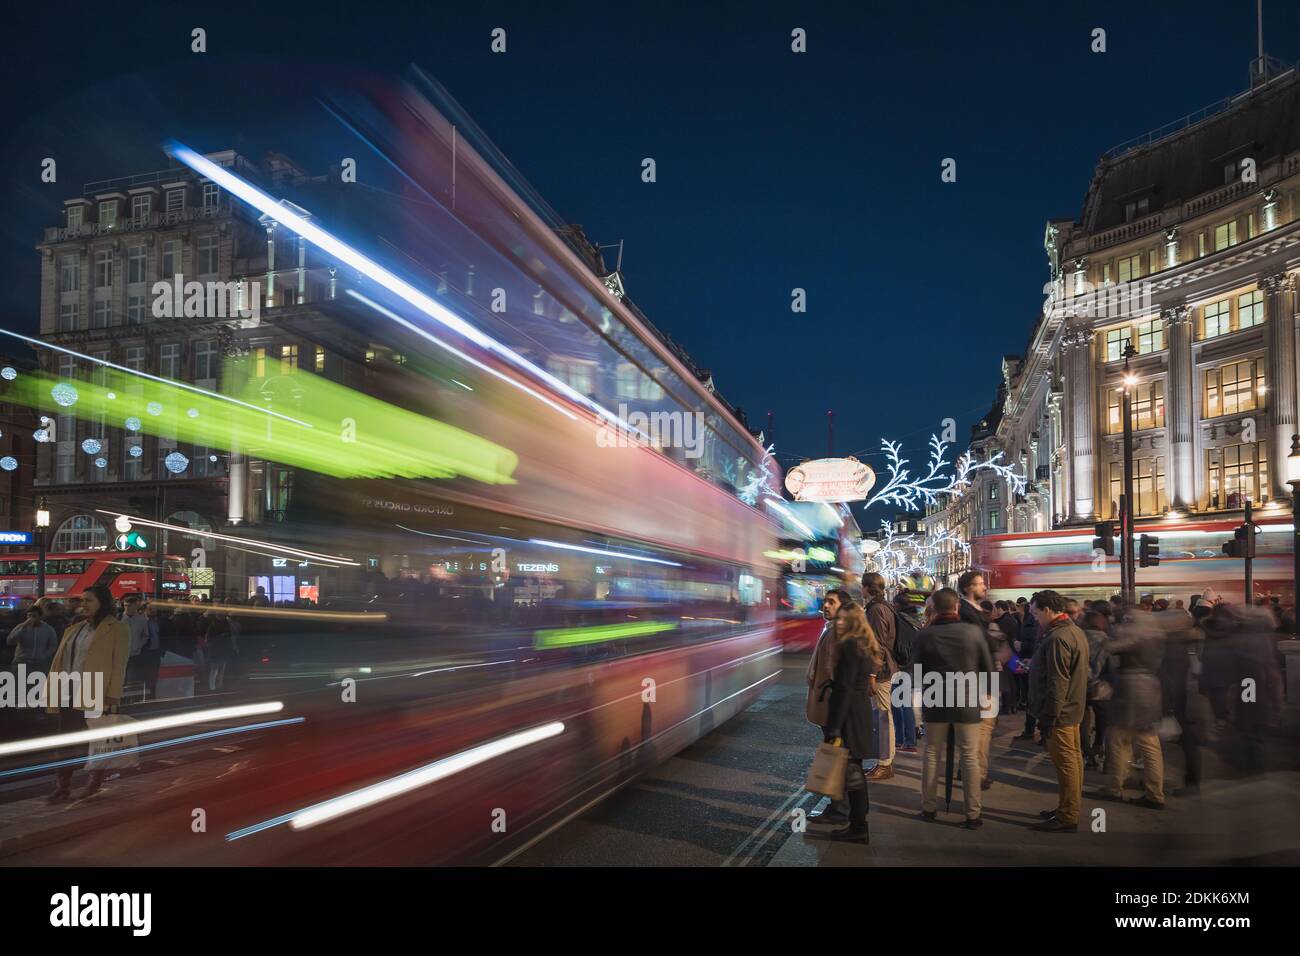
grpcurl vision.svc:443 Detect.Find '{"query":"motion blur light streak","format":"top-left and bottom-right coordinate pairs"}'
top-left (148, 600), bottom-right (388, 623)
top-left (168, 144), bottom-right (620, 429)
top-left (95, 511), bottom-right (358, 565)
top-left (285, 721), bottom-right (566, 832)
top-left (0, 328), bottom-right (310, 426)
top-left (345, 290), bottom-right (578, 421)
top-left (534, 621), bottom-right (677, 649)
top-left (0, 702), bottom-right (286, 757)
top-left (0, 718), bottom-right (305, 780)
top-left (528, 538), bottom-right (683, 567)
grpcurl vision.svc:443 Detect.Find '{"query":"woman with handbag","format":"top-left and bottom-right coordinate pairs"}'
top-left (44, 584), bottom-right (131, 804)
top-left (823, 603), bottom-right (886, 844)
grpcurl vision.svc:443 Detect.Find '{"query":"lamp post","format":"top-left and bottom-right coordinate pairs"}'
top-left (1120, 341), bottom-right (1139, 607)
top-left (1287, 434), bottom-right (1300, 637)
top-left (35, 497), bottom-right (50, 598)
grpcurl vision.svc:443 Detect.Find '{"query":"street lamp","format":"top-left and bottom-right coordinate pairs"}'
top-left (35, 496), bottom-right (50, 598)
top-left (1120, 340), bottom-right (1139, 606)
top-left (1286, 434), bottom-right (1300, 637)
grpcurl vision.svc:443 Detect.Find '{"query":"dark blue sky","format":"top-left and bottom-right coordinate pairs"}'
top-left (3, 0), bottom-right (1297, 528)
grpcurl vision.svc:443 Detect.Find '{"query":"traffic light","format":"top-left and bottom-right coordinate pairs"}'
top-left (1138, 534), bottom-right (1160, 568)
top-left (115, 530), bottom-right (150, 551)
top-left (1092, 520), bottom-right (1116, 556)
top-left (1222, 524), bottom-right (1256, 559)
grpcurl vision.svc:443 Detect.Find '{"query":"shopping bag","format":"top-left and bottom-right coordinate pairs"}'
top-left (86, 714), bottom-right (141, 771)
top-left (804, 742), bottom-right (848, 800)
top-left (1155, 715), bottom-right (1182, 743)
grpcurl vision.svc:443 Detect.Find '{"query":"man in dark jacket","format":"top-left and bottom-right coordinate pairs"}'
top-left (807, 589), bottom-right (854, 823)
top-left (1028, 590), bottom-right (1090, 832)
top-left (862, 573), bottom-right (897, 781)
top-left (958, 571), bottom-right (998, 790)
top-left (915, 588), bottom-right (994, 828)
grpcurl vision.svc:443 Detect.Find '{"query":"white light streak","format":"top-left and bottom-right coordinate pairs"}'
top-left (0, 701), bottom-right (285, 757)
top-left (529, 538), bottom-right (682, 567)
top-left (288, 721), bottom-right (564, 831)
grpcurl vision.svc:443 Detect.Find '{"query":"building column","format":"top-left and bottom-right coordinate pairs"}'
top-left (1063, 327), bottom-right (1097, 520)
top-left (1262, 271), bottom-right (1298, 500)
top-left (1163, 304), bottom-right (1195, 510)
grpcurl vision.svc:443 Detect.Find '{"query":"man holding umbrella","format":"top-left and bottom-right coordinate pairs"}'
top-left (915, 588), bottom-right (994, 829)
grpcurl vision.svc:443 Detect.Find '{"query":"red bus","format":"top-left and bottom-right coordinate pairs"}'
top-left (0, 551), bottom-right (190, 601)
top-left (970, 513), bottom-right (1295, 605)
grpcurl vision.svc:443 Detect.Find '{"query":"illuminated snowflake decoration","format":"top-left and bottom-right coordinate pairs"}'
top-left (94, 457), bottom-right (107, 469)
top-left (128, 445), bottom-right (143, 458)
top-left (146, 402), bottom-right (164, 416)
top-left (0, 456), bottom-right (15, 471)
top-left (863, 434), bottom-right (1027, 511)
top-left (80, 438), bottom-right (102, 455)
top-left (208, 455), bottom-right (218, 462)
top-left (164, 451), bottom-right (189, 474)
top-left (106, 392), bottom-right (116, 400)
top-left (51, 382), bottom-right (79, 407)
top-left (1, 366), bottom-right (16, 380)
top-left (187, 408), bottom-right (199, 418)
top-left (738, 444), bottom-right (779, 506)
top-left (864, 520), bottom-right (972, 590)
top-left (125, 417), bottom-right (143, 432)
top-left (33, 428), bottom-right (50, 443)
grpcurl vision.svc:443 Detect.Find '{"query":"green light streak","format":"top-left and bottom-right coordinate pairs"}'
top-left (534, 621), bottom-right (677, 649)
top-left (10, 362), bottom-right (517, 484)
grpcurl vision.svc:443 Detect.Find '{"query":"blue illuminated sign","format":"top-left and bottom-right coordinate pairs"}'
top-left (0, 531), bottom-right (34, 545)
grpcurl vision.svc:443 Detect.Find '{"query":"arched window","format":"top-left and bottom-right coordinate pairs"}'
top-left (51, 514), bottom-right (108, 553)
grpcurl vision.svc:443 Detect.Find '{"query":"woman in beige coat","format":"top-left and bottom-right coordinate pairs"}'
top-left (44, 584), bottom-right (130, 803)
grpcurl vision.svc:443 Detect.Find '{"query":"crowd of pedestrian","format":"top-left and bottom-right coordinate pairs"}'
top-left (805, 573), bottom-right (1290, 842)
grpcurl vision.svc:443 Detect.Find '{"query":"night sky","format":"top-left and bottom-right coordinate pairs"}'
top-left (3, 0), bottom-right (1298, 529)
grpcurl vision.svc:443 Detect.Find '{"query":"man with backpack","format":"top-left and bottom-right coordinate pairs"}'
top-left (862, 573), bottom-right (898, 780)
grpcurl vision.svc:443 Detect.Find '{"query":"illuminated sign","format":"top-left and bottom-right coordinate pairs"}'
top-left (272, 559), bottom-right (288, 568)
top-left (517, 562), bottom-right (560, 574)
top-left (0, 531), bottom-right (33, 545)
top-left (784, 458), bottom-right (875, 503)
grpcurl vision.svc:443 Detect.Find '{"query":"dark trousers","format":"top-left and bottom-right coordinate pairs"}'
top-left (53, 708), bottom-right (88, 791)
top-left (1177, 708), bottom-right (1202, 786)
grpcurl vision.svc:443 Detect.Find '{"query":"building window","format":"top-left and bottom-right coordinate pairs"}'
top-left (280, 344), bottom-right (298, 374)
top-left (1100, 262), bottom-right (1113, 286)
top-left (1136, 318), bottom-right (1163, 354)
top-left (124, 347), bottom-right (145, 372)
top-left (1105, 328), bottom-right (1128, 362)
top-left (66, 206), bottom-right (84, 230)
top-left (615, 362), bottom-right (666, 401)
top-left (123, 438), bottom-right (142, 481)
top-left (202, 183), bottom-right (220, 210)
top-left (194, 339), bottom-right (218, 381)
top-left (1208, 444), bottom-right (1269, 509)
top-left (127, 295), bottom-right (146, 325)
top-left (1237, 290), bottom-right (1264, 330)
top-left (546, 356), bottom-right (596, 395)
top-left (98, 200), bottom-right (118, 229)
top-left (988, 483), bottom-right (999, 501)
top-left (1198, 232), bottom-right (1208, 257)
top-left (1109, 458), bottom-right (1166, 518)
top-left (92, 298), bottom-right (112, 329)
top-left (1118, 254), bottom-right (1142, 283)
top-left (159, 343), bottom-right (181, 380)
top-left (127, 244), bottom-right (146, 284)
top-left (1107, 380), bottom-right (1165, 433)
top-left (1203, 299), bottom-right (1232, 339)
top-left (987, 509), bottom-right (1000, 531)
top-left (94, 249), bottom-right (112, 288)
top-left (1214, 221), bottom-right (1238, 252)
top-left (60, 254), bottom-right (80, 292)
top-left (253, 347), bottom-right (266, 378)
top-left (162, 240), bottom-right (181, 279)
top-left (165, 189), bottom-right (185, 214)
top-left (314, 345), bottom-right (326, 373)
top-left (59, 303), bottom-right (79, 332)
top-left (1204, 359), bottom-right (1265, 418)
top-left (51, 514), bottom-right (108, 553)
top-left (196, 234), bottom-right (218, 276)
top-left (131, 194), bottom-right (152, 222)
